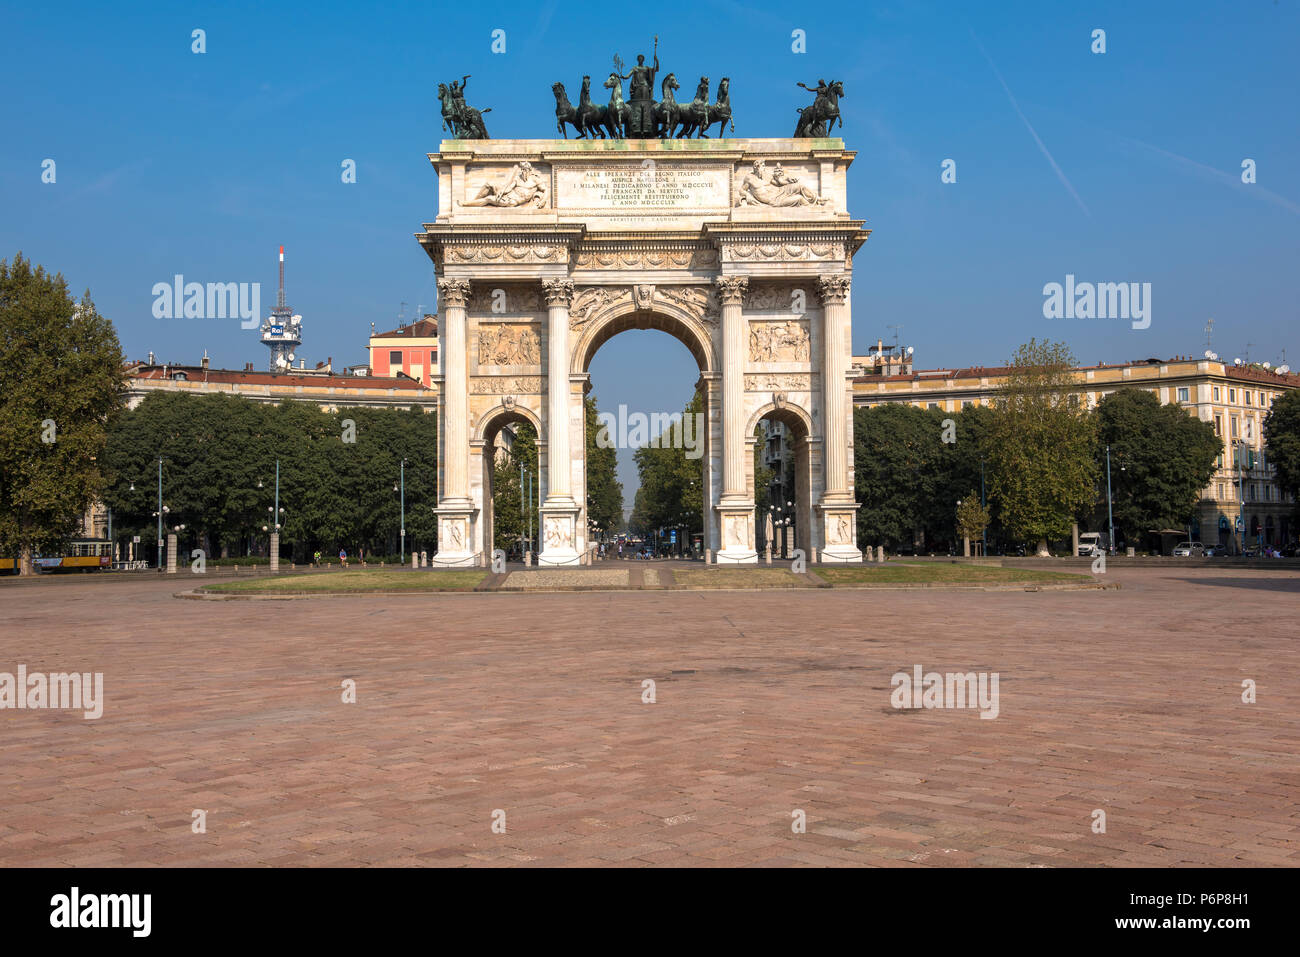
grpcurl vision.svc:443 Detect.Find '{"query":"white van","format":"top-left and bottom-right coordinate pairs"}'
top-left (1078, 532), bottom-right (1103, 557)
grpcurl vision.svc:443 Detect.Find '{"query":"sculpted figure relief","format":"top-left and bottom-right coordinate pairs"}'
top-left (749, 320), bottom-right (810, 362)
top-left (735, 159), bottom-right (829, 208)
top-left (463, 162), bottom-right (548, 208)
top-left (478, 324), bottom-right (540, 366)
top-left (544, 517), bottom-right (570, 549)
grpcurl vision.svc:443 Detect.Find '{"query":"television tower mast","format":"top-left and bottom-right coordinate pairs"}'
top-left (261, 245), bottom-right (302, 372)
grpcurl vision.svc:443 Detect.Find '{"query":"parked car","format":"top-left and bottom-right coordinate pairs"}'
top-left (1172, 542), bottom-right (1205, 557)
top-left (1203, 544), bottom-right (1228, 557)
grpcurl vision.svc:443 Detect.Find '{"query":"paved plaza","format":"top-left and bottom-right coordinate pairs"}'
top-left (1, 565), bottom-right (1297, 867)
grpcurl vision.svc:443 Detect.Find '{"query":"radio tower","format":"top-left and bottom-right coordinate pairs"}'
top-left (261, 245), bottom-right (302, 372)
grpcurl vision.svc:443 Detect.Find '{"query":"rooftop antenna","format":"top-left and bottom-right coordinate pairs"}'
top-left (1203, 317), bottom-right (1214, 352)
top-left (399, 300), bottom-right (408, 327)
top-left (886, 324), bottom-right (903, 355)
top-left (1244, 342), bottom-right (1255, 363)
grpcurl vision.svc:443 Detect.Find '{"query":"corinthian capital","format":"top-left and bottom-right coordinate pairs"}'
top-left (714, 275), bottom-right (749, 306)
top-left (817, 275), bottom-right (851, 305)
top-left (437, 278), bottom-right (472, 308)
top-left (542, 279), bottom-right (575, 307)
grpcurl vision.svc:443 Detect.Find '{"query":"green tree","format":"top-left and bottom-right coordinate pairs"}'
top-left (955, 492), bottom-right (991, 544)
top-left (986, 339), bottom-right (1098, 555)
top-left (1264, 389), bottom-right (1300, 523)
top-left (584, 395), bottom-right (624, 534)
top-left (0, 254), bottom-right (125, 574)
top-left (628, 393), bottom-right (703, 547)
top-left (852, 404), bottom-right (941, 548)
top-left (1096, 389), bottom-right (1219, 544)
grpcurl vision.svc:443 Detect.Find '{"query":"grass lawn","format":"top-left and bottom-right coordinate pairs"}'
top-left (204, 569), bottom-right (488, 594)
top-left (816, 562), bottom-right (1092, 586)
top-left (673, 567), bottom-right (813, 588)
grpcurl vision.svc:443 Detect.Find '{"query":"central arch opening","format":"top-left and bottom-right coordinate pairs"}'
top-left (583, 312), bottom-right (714, 560)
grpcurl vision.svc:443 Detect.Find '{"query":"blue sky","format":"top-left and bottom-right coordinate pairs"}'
top-left (3, 0), bottom-right (1297, 497)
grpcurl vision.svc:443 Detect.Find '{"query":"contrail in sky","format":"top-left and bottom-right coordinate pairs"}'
top-left (969, 28), bottom-right (1091, 218)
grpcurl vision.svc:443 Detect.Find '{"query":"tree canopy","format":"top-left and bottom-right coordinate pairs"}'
top-left (103, 393), bottom-right (437, 562)
top-left (0, 253), bottom-right (125, 574)
top-left (986, 339), bottom-right (1098, 553)
top-left (1095, 389), bottom-right (1219, 541)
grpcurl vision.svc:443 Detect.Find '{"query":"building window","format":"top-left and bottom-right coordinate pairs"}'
top-left (927, 402), bottom-right (939, 410)
top-left (961, 400), bottom-right (972, 409)
top-left (1229, 388), bottom-right (1236, 403)
top-left (1231, 416), bottom-right (1239, 438)
top-left (389, 351), bottom-right (402, 364)
top-left (1213, 386), bottom-right (1220, 401)
top-left (1213, 414), bottom-right (1222, 436)
top-left (1245, 391), bottom-right (1252, 406)
top-left (1177, 387), bottom-right (1190, 402)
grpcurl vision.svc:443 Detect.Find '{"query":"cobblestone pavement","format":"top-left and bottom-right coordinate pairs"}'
top-left (1, 565), bottom-right (1296, 866)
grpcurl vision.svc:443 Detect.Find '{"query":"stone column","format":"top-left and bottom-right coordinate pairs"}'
top-left (433, 278), bottom-right (477, 567)
top-left (270, 532), bottom-right (279, 573)
top-left (539, 279), bottom-right (581, 566)
top-left (717, 276), bottom-right (748, 499)
top-left (714, 276), bottom-right (756, 564)
top-left (166, 533), bottom-right (177, 574)
top-left (816, 275), bottom-right (862, 563)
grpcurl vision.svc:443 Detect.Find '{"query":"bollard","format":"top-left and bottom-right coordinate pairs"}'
top-left (411, 553), bottom-right (418, 569)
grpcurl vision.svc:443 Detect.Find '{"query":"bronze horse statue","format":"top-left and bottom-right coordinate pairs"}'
top-left (698, 77), bottom-right (733, 138)
top-left (576, 75), bottom-right (618, 139)
top-left (673, 76), bottom-right (711, 138)
top-left (793, 80), bottom-right (843, 137)
top-left (653, 73), bottom-right (681, 139)
top-left (603, 71), bottom-right (630, 138)
top-left (438, 82), bottom-right (490, 139)
top-left (553, 82), bottom-right (583, 138)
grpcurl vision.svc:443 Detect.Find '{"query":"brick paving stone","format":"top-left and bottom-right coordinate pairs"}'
top-left (0, 565), bottom-right (1297, 866)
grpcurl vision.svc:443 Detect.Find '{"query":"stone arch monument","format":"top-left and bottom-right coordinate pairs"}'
top-left (417, 138), bottom-right (868, 566)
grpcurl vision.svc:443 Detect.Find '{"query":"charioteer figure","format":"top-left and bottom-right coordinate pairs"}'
top-left (618, 37), bottom-right (659, 138)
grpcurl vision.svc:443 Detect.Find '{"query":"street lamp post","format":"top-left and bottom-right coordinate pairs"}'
top-left (980, 456), bottom-right (987, 556)
top-left (156, 456), bottom-right (163, 570)
top-left (399, 458), bottom-right (406, 565)
top-left (1237, 439), bottom-right (1246, 555)
top-left (1105, 445), bottom-right (1115, 555)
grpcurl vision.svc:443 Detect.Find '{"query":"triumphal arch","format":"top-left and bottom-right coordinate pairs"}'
top-left (417, 137), bottom-right (868, 566)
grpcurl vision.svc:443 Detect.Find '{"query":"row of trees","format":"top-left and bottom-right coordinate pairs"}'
top-left (104, 393), bottom-right (438, 562)
top-left (855, 340), bottom-right (1224, 553)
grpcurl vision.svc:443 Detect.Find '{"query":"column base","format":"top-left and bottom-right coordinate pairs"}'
top-left (817, 501), bottom-right (863, 564)
top-left (539, 502), bottom-right (582, 567)
top-left (715, 502), bottom-right (757, 564)
top-left (434, 506), bottom-right (479, 568)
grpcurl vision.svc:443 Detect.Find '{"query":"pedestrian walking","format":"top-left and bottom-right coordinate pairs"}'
top-left (339, 548), bottom-right (348, 568)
